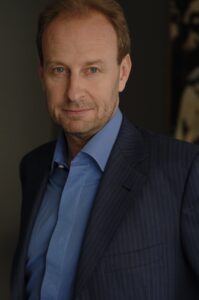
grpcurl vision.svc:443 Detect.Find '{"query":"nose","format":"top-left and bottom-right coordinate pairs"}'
top-left (66, 73), bottom-right (84, 102)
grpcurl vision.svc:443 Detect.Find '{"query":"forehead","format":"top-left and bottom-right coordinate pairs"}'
top-left (42, 10), bottom-right (118, 64)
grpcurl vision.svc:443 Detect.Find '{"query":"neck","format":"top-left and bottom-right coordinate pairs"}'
top-left (65, 133), bottom-right (91, 163)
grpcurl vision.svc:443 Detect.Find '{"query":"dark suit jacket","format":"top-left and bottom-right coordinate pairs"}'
top-left (11, 117), bottom-right (199, 299)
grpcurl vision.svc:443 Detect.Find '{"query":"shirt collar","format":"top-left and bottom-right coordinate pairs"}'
top-left (52, 109), bottom-right (122, 172)
top-left (81, 109), bottom-right (122, 171)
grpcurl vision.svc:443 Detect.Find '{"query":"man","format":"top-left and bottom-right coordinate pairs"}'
top-left (12, 0), bottom-right (199, 299)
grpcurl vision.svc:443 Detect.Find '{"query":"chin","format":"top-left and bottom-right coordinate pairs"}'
top-left (61, 124), bottom-right (88, 134)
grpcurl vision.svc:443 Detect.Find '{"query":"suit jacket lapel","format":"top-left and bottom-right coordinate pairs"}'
top-left (75, 118), bottom-right (149, 296)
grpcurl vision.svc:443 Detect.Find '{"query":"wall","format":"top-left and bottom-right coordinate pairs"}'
top-left (0, 1), bottom-right (52, 299)
top-left (0, 1), bottom-right (170, 298)
top-left (119, 0), bottom-right (170, 134)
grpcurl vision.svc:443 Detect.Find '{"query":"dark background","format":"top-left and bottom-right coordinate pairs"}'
top-left (0, 0), bottom-right (170, 298)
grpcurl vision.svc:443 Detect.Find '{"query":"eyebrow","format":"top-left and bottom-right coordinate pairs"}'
top-left (45, 60), bottom-right (63, 67)
top-left (44, 59), bottom-right (106, 68)
top-left (84, 59), bottom-right (105, 66)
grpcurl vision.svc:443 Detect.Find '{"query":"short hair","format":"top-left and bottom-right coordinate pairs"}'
top-left (36, 0), bottom-right (131, 65)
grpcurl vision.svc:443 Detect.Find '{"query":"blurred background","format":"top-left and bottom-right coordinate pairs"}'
top-left (0, 0), bottom-right (198, 298)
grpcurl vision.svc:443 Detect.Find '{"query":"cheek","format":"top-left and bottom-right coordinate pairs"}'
top-left (45, 81), bottom-right (66, 105)
top-left (44, 76), bottom-right (66, 94)
top-left (95, 91), bottom-right (119, 118)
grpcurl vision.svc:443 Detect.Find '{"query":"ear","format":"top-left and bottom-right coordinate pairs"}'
top-left (38, 64), bottom-right (46, 91)
top-left (118, 54), bottom-right (132, 92)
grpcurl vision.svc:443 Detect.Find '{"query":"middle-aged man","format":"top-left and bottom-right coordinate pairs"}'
top-left (12, 0), bottom-right (199, 299)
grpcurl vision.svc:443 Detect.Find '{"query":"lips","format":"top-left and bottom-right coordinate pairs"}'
top-left (62, 108), bottom-right (93, 116)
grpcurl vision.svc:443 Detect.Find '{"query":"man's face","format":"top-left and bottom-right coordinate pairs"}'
top-left (40, 10), bottom-right (131, 140)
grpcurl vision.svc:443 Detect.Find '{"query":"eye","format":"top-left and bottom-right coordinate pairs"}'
top-left (53, 66), bottom-right (65, 74)
top-left (85, 66), bottom-right (99, 75)
top-left (89, 67), bottom-right (98, 74)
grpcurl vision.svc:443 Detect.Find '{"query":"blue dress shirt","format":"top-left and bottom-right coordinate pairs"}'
top-left (26, 110), bottom-right (122, 299)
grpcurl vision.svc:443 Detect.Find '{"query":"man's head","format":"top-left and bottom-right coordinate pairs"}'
top-left (38, 0), bottom-right (132, 141)
top-left (37, 0), bottom-right (131, 65)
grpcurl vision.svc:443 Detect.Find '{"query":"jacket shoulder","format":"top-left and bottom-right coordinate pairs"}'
top-left (136, 126), bottom-right (199, 176)
top-left (121, 117), bottom-right (199, 166)
top-left (20, 141), bottom-right (56, 180)
top-left (141, 127), bottom-right (199, 157)
top-left (21, 140), bottom-right (56, 163)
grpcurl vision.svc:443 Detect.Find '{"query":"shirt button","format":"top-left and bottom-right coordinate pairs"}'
top-left (58, 164), bottom-right (65, 169)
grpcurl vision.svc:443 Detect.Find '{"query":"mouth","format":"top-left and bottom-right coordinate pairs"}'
top-left (62, 108), bottom-right (93, 116)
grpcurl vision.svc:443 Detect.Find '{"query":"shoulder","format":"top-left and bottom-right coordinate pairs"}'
top-left (20, 141), bottom-right (56, 179)
top-left (21, 140), bottom-right (56, 164)
top-left (142, 127), bottom-right (199, 162)
top-left (120, 116), bottom-right (199, 168)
